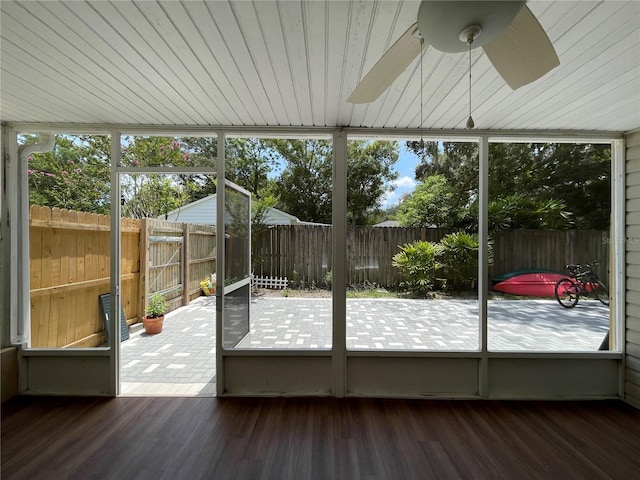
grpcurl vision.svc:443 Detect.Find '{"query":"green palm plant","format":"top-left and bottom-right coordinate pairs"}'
top-left (439, 232), bottom-right (479, 291)
top-left (392, 240), bottom-right (443, 295)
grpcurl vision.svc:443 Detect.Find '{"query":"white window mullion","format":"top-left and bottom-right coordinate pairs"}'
top-left (479, 136), bottom-right (489, 397)
top-left (110, 131), bottom-right (122, 395)
top-left (216, 132), bottom-right (226, 397)
top-left (332, 130), bottom-right (347, 397)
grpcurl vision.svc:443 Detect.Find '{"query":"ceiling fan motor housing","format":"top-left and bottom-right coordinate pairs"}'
top-left (417, 0), bottom-right (525, 52)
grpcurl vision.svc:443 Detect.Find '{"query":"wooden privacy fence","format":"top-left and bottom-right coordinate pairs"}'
top-left (490, 229), bottom-right (610, 278)
top-left (29, 206), bottom-right (216, 348)
top-left (252, 225), bottom-right (610, 288)
top-left (252, 226), bottom-right (453, 287)
top-left (29, 205), bottom-right (140, 348)
top-left (144, 219), bottom-right (216, 311)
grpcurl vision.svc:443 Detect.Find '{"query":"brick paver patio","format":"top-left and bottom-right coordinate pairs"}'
top-left (121, 295), bottom-right (609, 396)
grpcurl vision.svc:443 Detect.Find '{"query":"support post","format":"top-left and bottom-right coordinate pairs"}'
top-left (183, 223), bottom-right (190, 306)
top-left (332, 129), bottom-right (347, 398)
top-left (478, 136), bottom-right (489, 398)
top-left (110, 131), bottom-right (122, 396)
top-left (216, 132), bottom-right (225, 397)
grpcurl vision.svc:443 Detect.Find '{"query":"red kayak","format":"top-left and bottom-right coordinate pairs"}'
top-left (492, 272), bottom-right (571, 297)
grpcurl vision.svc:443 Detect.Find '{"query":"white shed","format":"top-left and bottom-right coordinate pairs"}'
top-left (162, 194), bottom-right (319, 225)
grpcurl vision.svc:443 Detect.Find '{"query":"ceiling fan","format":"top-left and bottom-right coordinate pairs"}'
top-left (347, 1), bottom-right (560, 105)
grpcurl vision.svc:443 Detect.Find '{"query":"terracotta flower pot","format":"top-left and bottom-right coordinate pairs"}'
top-left (143, 315), bottom-right (164, 334)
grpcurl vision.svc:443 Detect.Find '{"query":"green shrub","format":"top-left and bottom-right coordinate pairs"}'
top-left (439, 232), bottom-right (479, 291)
top-left (392, 240), bottom-right (443, 295)
top-left (291, 270), bottom-right (304, 289)
top-left (323, 270), bottom-right (333, 289)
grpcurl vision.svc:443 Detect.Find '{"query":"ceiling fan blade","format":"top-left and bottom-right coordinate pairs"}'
top-left (482, 5), bottom-right (559, 90)
top-left (347, 22), bottom-right (422, 104)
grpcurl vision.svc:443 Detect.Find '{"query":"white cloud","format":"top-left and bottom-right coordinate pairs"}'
top-left (394, 176), bottom-right (417, 189)
top-left (382, 176), bottom-right (417, 208)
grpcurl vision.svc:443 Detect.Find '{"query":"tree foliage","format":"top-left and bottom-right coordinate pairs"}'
top-left (120, 136), bottom-right (190, 218)
top-left (226, 138), bottom-right (277, 197)
top-left (261, 139), bottom-right (400, 224)
top-left (27, 135), bottom-right (111, 214)
top-left (28, 134), bottom-right (610, 232)
top-left (123, 175), bottom-right (187, 219)
top-left (438, 232), bottom-right (480, 291)
top-left (263, 139), bottom-right (334, 223)
top-left (396, 174), bottom-right (460, 228)
top-left (404, 141), bottom-right (610, 230)
top-left (346, 140), bottom-right (399, 225)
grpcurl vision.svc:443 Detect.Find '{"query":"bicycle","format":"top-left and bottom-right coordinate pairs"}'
top-left (554, 260), bottom-right (609, 308)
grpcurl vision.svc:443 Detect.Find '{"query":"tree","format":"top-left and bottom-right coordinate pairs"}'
top-left (27, 135), bottom-right (111, 214)
top-left (347, 140), bottom-right (399, 225)
top-left (396, 174), bottom-right (461, 228)
top-left (177, 137), bottom-right (218, 201)
top-left (120, 136), bottom-right (190, 218)
top-left (533, 143), bottom-right (610, 228)
top-left (225, 138), bottom-right (277, 197)
top-left (409, 140), bottom-right (478, 203)
top-left (123, 175), bottom-right (187, 219)
top-left (405, 141), bottom-right (610, 230)
top-left (177, 137), bottom-right (279, 203)
top-left (264, 139), bottom-right (399, 224)
top-left (264, 139), bottom-right (334, 223)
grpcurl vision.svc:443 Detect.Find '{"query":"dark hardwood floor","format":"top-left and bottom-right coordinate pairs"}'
top-left (2, 396), bottom-right (639, 479)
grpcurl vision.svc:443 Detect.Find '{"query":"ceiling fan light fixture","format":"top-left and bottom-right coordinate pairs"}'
top-left (417, 1), bottom-right (524, 52)
top-left (348, 0), bottom-right (559, 108)
top-left (459, 25), bottom-right (482, 45)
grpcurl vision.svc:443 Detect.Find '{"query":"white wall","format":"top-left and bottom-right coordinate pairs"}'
top-left (625, 129), bottom-right (640, 408)
top-left (165, 195), bottom-right (298, 225)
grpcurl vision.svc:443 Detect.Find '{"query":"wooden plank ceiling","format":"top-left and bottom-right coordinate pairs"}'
top-left (1, 0), bottom-right (639, 132)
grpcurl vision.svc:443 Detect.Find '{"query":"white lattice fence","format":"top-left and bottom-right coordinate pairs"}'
top-left (252, 275), bottom-right (288, 289)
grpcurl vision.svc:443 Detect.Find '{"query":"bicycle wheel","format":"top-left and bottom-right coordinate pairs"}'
top-left (555, 278), bottom-right (579, 308)
top-left (590, 280), bottom-right (610, 306)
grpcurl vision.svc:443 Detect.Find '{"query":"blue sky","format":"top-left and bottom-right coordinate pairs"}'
top-left (381, 143), bottom-right (420, 209)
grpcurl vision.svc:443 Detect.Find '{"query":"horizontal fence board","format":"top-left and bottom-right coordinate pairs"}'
top-left (30, 274), bottom-right (137, 298)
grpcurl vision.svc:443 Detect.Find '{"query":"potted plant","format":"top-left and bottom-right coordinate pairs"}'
top-left (143, 293), bottom-right (168, 334)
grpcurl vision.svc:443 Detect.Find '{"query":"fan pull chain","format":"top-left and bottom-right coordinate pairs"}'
top-left (466, 40), bottom-right (475, 129)
top-left (420, 36), bottom-right (425, 150)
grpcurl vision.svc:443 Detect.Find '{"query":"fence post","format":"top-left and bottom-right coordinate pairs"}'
top-left (138, 218), bottom-right (149, 322)
top-left (183, 223), bottom-right (190, 306)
